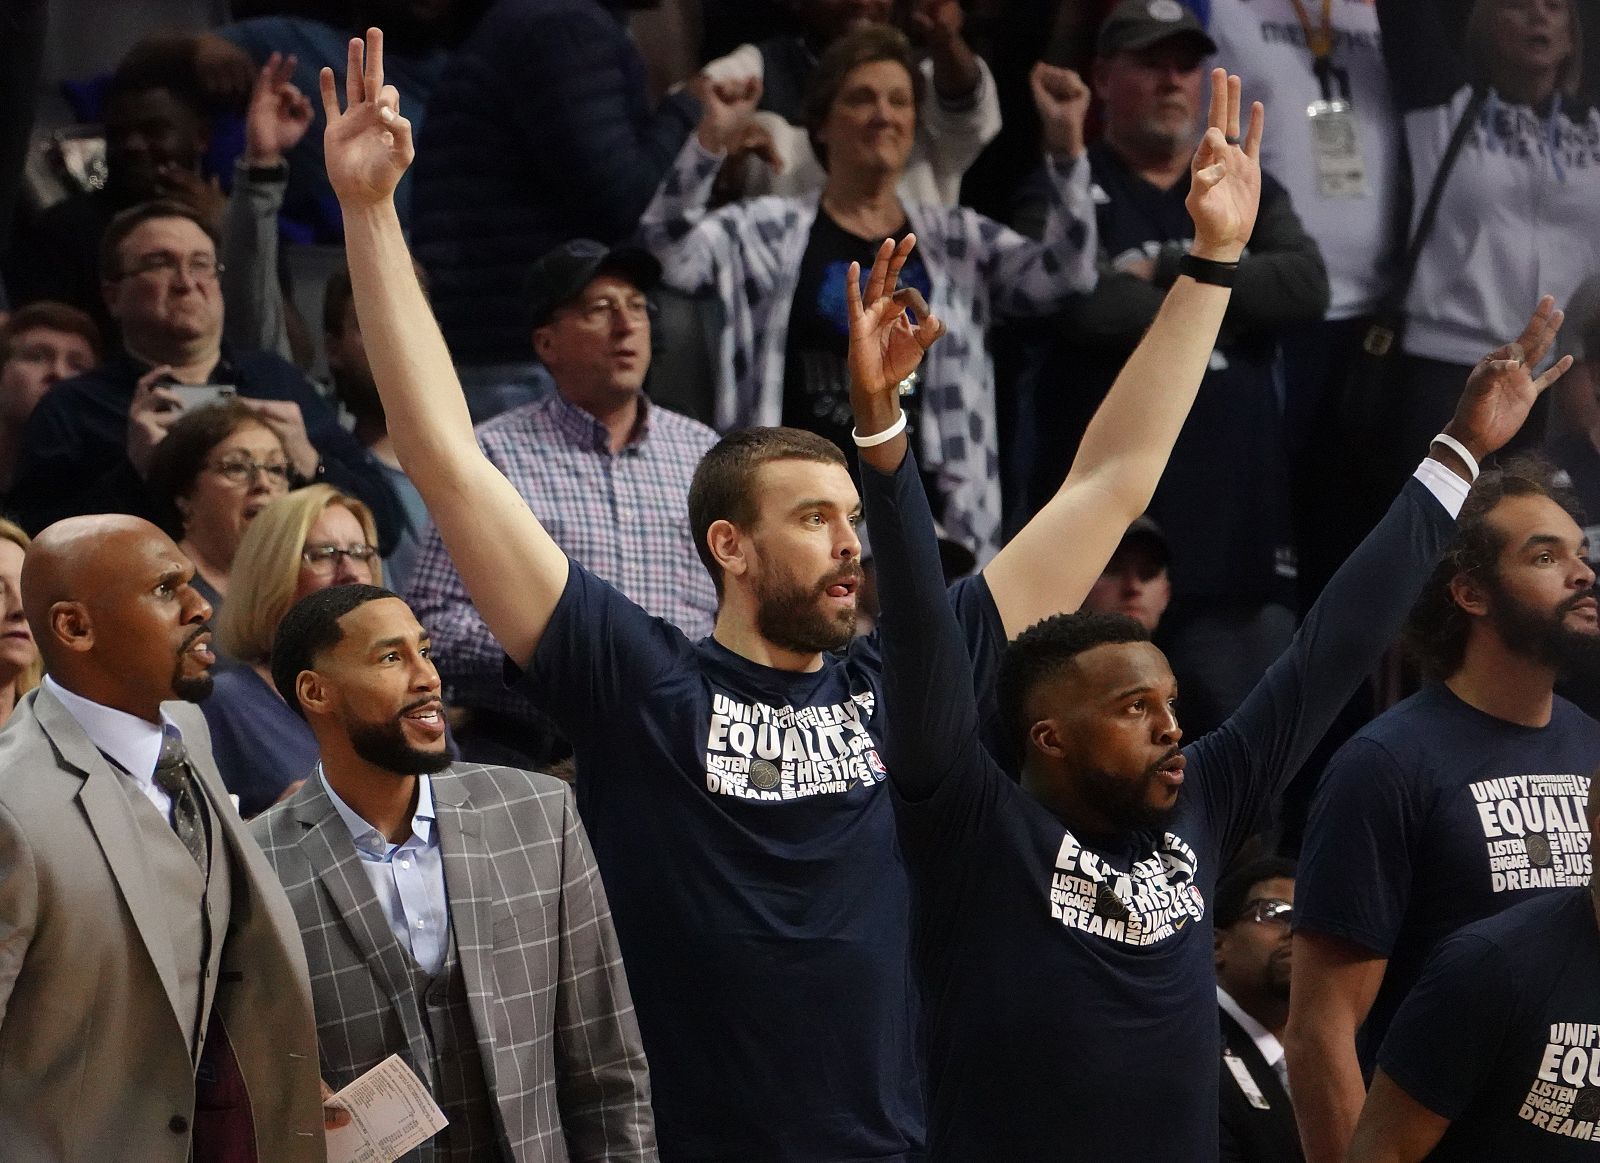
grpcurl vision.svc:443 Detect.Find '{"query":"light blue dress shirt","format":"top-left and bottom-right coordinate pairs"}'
top-left (321, 767), bottom-right (449, 977)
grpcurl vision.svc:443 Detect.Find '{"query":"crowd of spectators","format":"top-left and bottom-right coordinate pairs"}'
top-left (0, 1), bottom-right (1597, 1161)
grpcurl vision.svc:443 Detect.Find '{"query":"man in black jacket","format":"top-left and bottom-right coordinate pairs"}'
top-left (1011, 0), bottom-right (1330, 737)
top-left (1215, 856), bottom-right (1304, 1163)
top-left (9, 201), bottom-right (400, 546)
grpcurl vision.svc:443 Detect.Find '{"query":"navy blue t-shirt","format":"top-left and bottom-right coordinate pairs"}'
top-left (858, 445), bottom-right (1456, 1160)
top-left (1297, 686), bottom-right (1600, 1069)
top-left (1379, 887), bottom-right (1600, 1159)
top-left (514, 560), bottom-right (1005, 1162)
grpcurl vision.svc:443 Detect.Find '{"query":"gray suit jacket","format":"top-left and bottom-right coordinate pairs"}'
top-left (250, 762), bottom-right (655, 1162)
top-left (0, 686), bottom-right (327, 1162)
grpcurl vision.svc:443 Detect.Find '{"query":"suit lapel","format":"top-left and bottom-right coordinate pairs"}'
top-left (291, 779), bottom-right (431, 1065)
top-left (433, 771), bottom-right (501, 1087)
top-left (34, 688), bottom-right (188, 1036)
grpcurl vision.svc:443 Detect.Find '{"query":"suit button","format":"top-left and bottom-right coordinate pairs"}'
top-left (169, 1115), bottom-right (189, 1134)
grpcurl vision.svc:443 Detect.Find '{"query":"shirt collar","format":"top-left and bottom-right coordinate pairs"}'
top-left (43, 674), bottom-right (176, 786)
top-left (319, 764), bottom-right (437, 859)
top-left (1217, 986), bottom-right (1284, 1068)
top-left (542, 390), bottom-right (652, 453)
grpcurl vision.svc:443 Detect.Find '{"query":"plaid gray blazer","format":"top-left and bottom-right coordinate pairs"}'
top-left (249, 763), bottom-right (656, 1162)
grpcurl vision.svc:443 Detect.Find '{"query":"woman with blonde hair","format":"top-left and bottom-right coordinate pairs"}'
top-left (0, 518), bottom-right (40, 724)
top-left (204, 485), bottom-right (383, 816)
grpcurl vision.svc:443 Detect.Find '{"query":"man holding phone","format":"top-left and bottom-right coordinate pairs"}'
top-left (9, 200), bottom-right (401, 546)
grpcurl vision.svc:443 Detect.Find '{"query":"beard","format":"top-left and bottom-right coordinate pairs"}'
top-left (1488, 579), bottom-right (1600, 680)
top-left (171, 625), bottom-right (215, 703)
top-left (1079, 746), bottom-right (1182, 833)
top-left (754, 559), bottom-right (861, 655)
top-left (347, 699), bottom-right (453, 777)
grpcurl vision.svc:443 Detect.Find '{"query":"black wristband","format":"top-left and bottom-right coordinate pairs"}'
top-left (1177, 253), bottom-right (1239, 288)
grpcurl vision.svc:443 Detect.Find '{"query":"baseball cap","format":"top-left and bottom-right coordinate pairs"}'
top-left (523, 239), bottom-right (661, 331)
top-left (1096, 0), bottom-right (1218, 58)
top-left (1119, 515), bottom-right (1170, 567)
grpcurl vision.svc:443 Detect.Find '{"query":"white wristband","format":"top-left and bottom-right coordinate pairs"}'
top-left (1430, 432), bottom-right (1480, 481)
top-left (852, 411), bottom-right (908, 448)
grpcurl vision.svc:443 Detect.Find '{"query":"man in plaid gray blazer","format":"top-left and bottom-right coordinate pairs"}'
top-left (249, 584), bottom-right (655, 1162)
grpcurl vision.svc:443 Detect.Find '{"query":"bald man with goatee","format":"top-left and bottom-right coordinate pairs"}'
top-left (0, 514), bottom-right (330, 1162)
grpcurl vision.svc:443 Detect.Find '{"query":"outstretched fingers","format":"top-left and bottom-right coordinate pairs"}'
top-left (363, 27), bottom-right (385, 104)
top-left (863, 239), bottom-right (895, 310)
top-left (1517, 296), bottom-right (1562, 367)
top-left (1226, 73), bottom-right (1242, 142)
top-left (344, 36), bottom-right (364, 110)
top-left (1243, 99), bottom-right (1264, 159)
top-left (1206, 67), bottom-right (1227, 136)
top-left (1533, 355), bottom-right (1575, 395)
top-left (319, 64), bottom-right (340, 121)
top-left (846, 260), bottom-right (865, 327)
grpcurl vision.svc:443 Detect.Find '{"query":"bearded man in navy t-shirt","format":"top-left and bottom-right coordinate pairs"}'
top-left (1345, 777), bottom-right (1600, 1162)
top-left (842, 78), bottom-right (1579, 1163)
top-left (320, 32), bottom-right (1271, 1161)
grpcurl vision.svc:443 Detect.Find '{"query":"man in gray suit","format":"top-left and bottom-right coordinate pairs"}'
top-left (0, 513), bottom-right (328, 1161)
top-left (250, 583), bottom-right (655, 1162)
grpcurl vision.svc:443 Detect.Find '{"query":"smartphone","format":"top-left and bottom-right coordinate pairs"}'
top-left (168, 384), bottom-right (238, 414)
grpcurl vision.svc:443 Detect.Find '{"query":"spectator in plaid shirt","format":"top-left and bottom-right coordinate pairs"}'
top-left (638, 25), bottom-right (1097, 563)
top-left (405, 239), bottom-right (719, 767)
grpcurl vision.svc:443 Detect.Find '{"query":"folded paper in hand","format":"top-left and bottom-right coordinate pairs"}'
top-left (325, 1054), bottom-right (449, 1163)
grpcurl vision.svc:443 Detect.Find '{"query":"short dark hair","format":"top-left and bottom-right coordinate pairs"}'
top-left (146, 398), bottom-right (277, 505)
top-left (802, 24), bottom-right (925, 171)
top-left (998, 611), bottom-right (1151, 756)
top-left (99, 199), bottom-right (220, 282)
top-left (322, 260), bottom-right (429, 336)
top-left (271, 583), bottom-right (398, 718)
top-left (0, 302), bottom-right (103, 365)
top-left (1404, 454), bottom-right (1586, 680)
top-left (106, 36), bottom-right (209, 117)
top-left (687, 426), bottom-right (849, 595)
top-left (1213, 856), bottom-right (1296, 929)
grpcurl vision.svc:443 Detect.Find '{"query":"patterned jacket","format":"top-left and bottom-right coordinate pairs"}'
top-left (250, 764), bottom-right (656, 1162)
top-left (636, 137), bottom-right (1097, 561)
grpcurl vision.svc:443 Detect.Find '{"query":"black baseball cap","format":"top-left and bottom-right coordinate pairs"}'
top-left (1096, 0), bottom-right (1217, 58)
top-left (523, 239), bottom-right (661, 331)
top-left (1119, 515), bottom-right (1170, 567)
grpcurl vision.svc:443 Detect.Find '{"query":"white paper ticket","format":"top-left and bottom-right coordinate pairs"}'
top-left (324, 1054), bottom-right (449, 1163)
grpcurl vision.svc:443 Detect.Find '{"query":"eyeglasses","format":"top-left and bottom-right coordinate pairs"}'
top-left (302, 543), bottom-right (379, 572)
top-left (1243, 899), bottom-right (1293, 929)
top-left (209, 456), bottom-right (290, 485)
top-left (116, 252), bottom-right (225, 281)
top-left (556, 294), bottom-right (652, 328)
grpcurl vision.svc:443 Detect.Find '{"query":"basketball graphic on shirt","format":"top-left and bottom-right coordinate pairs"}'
top-left (1048, 829), bottom-right (1206, 946)
top-left (701, 690), bottom-right (888, 801)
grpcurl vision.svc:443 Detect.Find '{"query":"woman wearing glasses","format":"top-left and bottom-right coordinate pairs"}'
top-left (205, 485), bottom-right (384, 816)
top-left (148, 399), bottom-right (293, 613)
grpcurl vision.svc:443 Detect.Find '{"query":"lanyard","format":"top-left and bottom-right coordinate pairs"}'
top-left (1289, 0), bottom-right (1350, 102)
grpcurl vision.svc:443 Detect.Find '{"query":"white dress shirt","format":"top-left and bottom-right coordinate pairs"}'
top-left (44, 675), bottom-right (176, 819)
top-left (1218, 985), bottom-right (1288, 1081)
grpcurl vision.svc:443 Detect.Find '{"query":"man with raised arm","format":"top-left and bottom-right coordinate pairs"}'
top-left (325, 32), bottom-right (1294, 1160)
top-left (841, 94), bottom-right (1572, 1163)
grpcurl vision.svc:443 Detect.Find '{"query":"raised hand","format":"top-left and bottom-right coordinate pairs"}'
top-left (693, 74), bottom-right (762, 154)
top-left (246, 52), bottom-right (313, 166)
top-left (1184, 68), bottom-right (1264, 263)
top-left (1442, 296), bottom-right (1573, 464)
top-left (911, 0), bottom-right (966, 45)
top-left (1030, 62), bottom-right (1090, 159)
top-left (320, 29), bottom-right (414, 209)
top-left (846, 235), bottom-right (946, 424)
